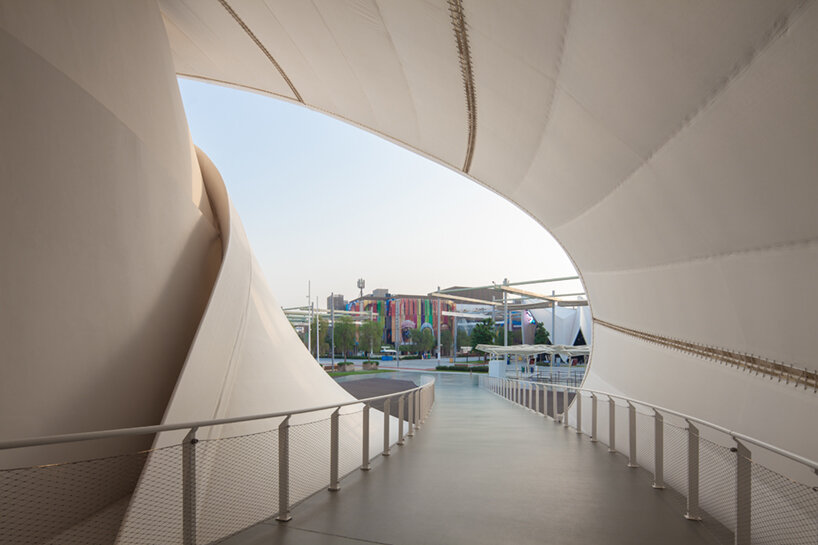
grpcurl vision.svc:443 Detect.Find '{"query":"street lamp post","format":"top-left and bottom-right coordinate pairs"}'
top-left (437, 287), bottom-right (441, 366)
top-left (331, 292), bottom-right (336, 370)
top-left (307, 281), bottom-right (311, 360)
top-left (503, 278), bottom-right (509, 347)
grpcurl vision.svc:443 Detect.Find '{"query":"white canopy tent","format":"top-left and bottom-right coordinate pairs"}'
top-left (529, 305), bottom-right (593, 347)
top-left (476, 343), bottom-right (590, 360)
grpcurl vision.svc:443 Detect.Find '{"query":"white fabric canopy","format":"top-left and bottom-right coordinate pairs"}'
top-left (476, 344), bottom-right (590, 359)
top-left (155, 0), bottom-right (818, 458)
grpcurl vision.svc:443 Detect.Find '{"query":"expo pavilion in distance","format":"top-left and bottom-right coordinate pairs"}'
top-left (1, 2), bottom-right (817, 544)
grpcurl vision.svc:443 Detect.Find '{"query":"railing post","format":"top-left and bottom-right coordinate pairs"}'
top-left (576, 391), bottom-right (582, 434)
top-left (362, 403), bottom-right (371, 470)
top-left (528, 383), bottom-right (533, 411)
top-left (329, 408), bottom-right (340, 491)
top-left (407, 391), bottom-right (415, 437)
top-left (591, 394), bottom-right (598, 442)
top-left (627, 402), bottom-right (638, 468)
top-left (182, 427), bottom-right (198, 545)
top-left (608, 398), bottom-right (616, 453)
top-left (397, 396), bottom-right (405, 446)
top-left (685, 421), bottom-right (701, 521)
top-left (563, 389), bottom-right (569, 428)
top-left (735, 440), bottom-right (751, 544)
top-left (415, 390), bottom-right (423, 430)
top-left (277, 416), bottom-right (292, 522)
top-left (534, 384), bottom-right (540, 414)
top-left (383, 398), bottom-right (391, 456)
top-left (415, 390), bottom-right (421, 428)
top-left (653, 410), bottom-right (665, 488)
top-left (551, 386), bottom-right (558, 422)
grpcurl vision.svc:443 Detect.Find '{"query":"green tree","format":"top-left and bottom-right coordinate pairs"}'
top-left (494, 326), bottom-right (505, 346)
top-left (493, 326), bottom-right (522, 346)
top-left (456, 327), bottom-right (470, 353)
top-left (534, 322), bottom-right (551, 344)
top-left (420, 328), bottom-right (435, 355)
top-left (440, 329), bottom-right (453, 356)
top-left (334, 316), bottom-right (356, 361)
top-left (470, 319), bottom-right (493, 363)
top-left (358, 319), bottom-right (384, 357)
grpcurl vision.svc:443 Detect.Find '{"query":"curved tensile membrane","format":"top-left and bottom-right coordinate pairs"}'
top-left (1, 0), bottom-right (817, 540)
top-left (158, 0), bottom-right (818, 459)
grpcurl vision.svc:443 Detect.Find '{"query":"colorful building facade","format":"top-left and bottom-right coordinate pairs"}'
top-left (347, 294), bottom-right (457, 345)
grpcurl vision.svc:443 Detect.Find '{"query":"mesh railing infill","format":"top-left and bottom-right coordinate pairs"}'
top-left (698, 436), bottom-right (737, 532)
top-left (749, 456), bottom-right (818, 545)
top-left (288, 417), bottom-right (332, 508)
top-left (635, 410), bottom-right (655, 483)
top-left (106, 445), bottom-right (183, 544)
top-left (2, 385), bottom-right (435, 544)
top-left (0, 448), bottom-right (149, 544)
top-left (662, 420), bottom-right (689, 512)
top-left (193, 428), bottom-right (279, 545)
top-left (339, 409), bottom-right (365, 478)
top-left (597, 398), bottom-right (611, 448)
top-left (482, 379), bottom-right (818, 544)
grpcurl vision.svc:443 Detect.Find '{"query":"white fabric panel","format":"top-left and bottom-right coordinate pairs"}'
top-left (513, 87), bottom-right (644, 227)
top-left (529, 306), bottom-right (580, 347)
top-left (555, 0), bottom-right (804, 164)
top-left (465, 0), bottom-right (567, 192)
top-left (120, 150), bottom-right (399, 543)
top-left (373, 0), bottom-right (467, 166)
top-left (153, 151), bottom-right (365, 443)
top-left (160, 0), bottom-right (297, 100)
top-left (147, 0), bottom-right (818, 464)
top-left (582, 324), bottom-right (818, 466)
top-left (0, 1), bottom-right (220, 468)
top-left (578, 306), bottom-right (593, 345)
top-left (556, 3), bottom-right (818, 273)
top-left (585, 242), bottom-right (818, 372)
top-left (555, 2), bottom-right (818, 376)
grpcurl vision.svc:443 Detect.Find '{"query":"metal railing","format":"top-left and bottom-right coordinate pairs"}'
top-left (0, 378), bottom-right (435, 544)
top-left (480, 375), bottom-right (818, 545)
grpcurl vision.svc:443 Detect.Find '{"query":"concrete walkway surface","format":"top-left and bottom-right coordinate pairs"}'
top-left (224, 374), bottom-right (725, 545)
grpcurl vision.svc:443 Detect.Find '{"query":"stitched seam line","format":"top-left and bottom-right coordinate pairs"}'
top-left (217, 0), bottom-right (303, 103)
top-left (448, 0), bottom-right (477, 173)
top-left (595, 319), bottom-right (817, 392)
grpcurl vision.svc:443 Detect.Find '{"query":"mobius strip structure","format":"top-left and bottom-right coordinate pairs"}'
top-left (0, 1), bottom-right (816, 542)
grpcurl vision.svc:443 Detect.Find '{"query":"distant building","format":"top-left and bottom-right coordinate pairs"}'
top-left (348, 288), bottom-right (456, 345)
top-left (327, 293), bottom-right (347, 311)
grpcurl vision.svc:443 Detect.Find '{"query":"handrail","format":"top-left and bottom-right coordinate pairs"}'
top-left (0, 380), bottom-right (435, 451)
top-left (502, 377), bottom-right (818, 472)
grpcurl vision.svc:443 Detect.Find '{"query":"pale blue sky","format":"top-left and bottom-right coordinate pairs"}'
top-left (178, 78), bottom-right (581, 308)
